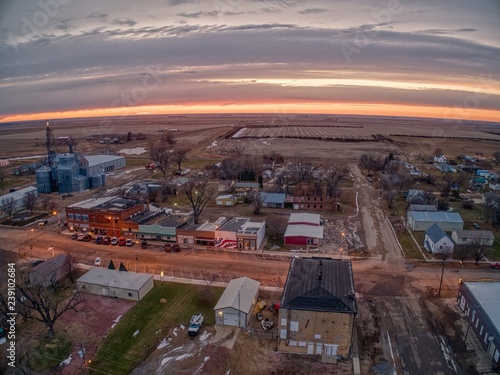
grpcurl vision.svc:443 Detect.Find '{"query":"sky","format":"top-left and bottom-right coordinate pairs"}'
top-left (0, 0), bottom-right (499, 123)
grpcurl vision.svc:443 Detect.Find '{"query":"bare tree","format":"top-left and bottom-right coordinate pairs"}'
top-left (172, 147), bottom-right (190, 171)
top-left (382, 190), bottom-right (397, 209)
top-left (23, 191), bottom-right (37, 214)
top-left (1, 196), bottom-right (16, 218)
top-left (14, 282), bottom-right (85, 338)
top-left (266, 214), bottom-right (288, 240)
top-left (229, 143), bottom-right (246, 157)
top-left (288, 156), bottom-right (314, 184)
top-left (162, 131), bottom-right (176, 145)
top-left (149, 139), bottom-right (174, 177)
top-left (63, 252), bottom-right (79, 283)
top-left (181, 176), bottom-right (216, 224)
top-left (471, 241), bottom-right (489, 265)
top-left (325, 164), bottom-right (350, 199)
top-left (454, 245), bottom-right (470, 264)
top-left (251, 191), bottom-right (264, 214)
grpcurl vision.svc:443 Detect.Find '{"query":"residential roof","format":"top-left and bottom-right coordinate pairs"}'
top-left (425, 223), bottom-right (447, 243)
top-left (68, 196), bottom-right (143, 211)
top-left (84, 155), bottom-right (125, 167)
top-left (284, 224), bottom-right (324, 239)
top-left (409, 204), bottom-right (437, 212)
top-left (30, 254), bottom-right (69, 285)
top-left (77, 267), bottom-right (153, 290)
top-left (260, 192), bottom-right (286, 204)
top-left (281, 257), bottom-right (356, 313)
top-left (454, 230), bottom-right (495, 240)
top-left (214, 277), bottom-right (260, 313)
top-left (216, 194), bottom-right (234, 200)
top-left (408, 211), bottom-right (463, 224)
top-left (288, 212), bottom-right (321, 225)
top-left (462, 281), bottom-right (500, 334)
top-left (0, 186), bottom-right (37, 202)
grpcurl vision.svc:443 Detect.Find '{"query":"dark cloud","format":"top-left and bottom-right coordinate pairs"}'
top-left (298, 8), bottom-right (328, 15)
top-left (88, 13), bottom-right (108, 20)
top-left (112, 19), bottom-right (137, 27)
top-left (168, 0), bottom-right (199, 5)
top-left (178, 11), bottom-right (219, 19)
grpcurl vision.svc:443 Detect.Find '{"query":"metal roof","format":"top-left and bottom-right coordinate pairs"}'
top-left (288, 212), bottom-right (321, 225)
top-left (281, 257), bottom-right (356, 313)
top-left (84, 155), bottom-right (125, 167)
top-left (0, 186), bottom-right (37, 202)
top-left (284, 224), bottom-right (324, 239)
top-left (214, 277), bottom-right (260, 313)
top-left (425, 223), bottom-right (448, 243)
top-left (408, 211), bottom-right (463, 223)
top-left (68, 196), bottom-right (143, 210)
top-left (454, 230), bottom-right (495, 240)
top-left (462, 282), bottom-right (500, 334)
top-left (260, 192), bottom-right (286, 204)
top-left (77, 267), bottom-right (153, 290)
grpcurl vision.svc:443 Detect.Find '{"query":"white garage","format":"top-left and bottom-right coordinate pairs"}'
top-left (214, 277), bottom-right (260, 329)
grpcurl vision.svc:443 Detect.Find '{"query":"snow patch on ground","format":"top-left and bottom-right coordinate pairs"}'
top-left (193, 356), bottom-right (211, 375)
top-left (111, 314), bottom-right (123, 329)
top-left (179, 324), bottom-right (185, 330)
top-left (60, 354), bottom-right (72, 366)
top-left (118, 147), bottom-right (147, 155)
top-left (172, 328), bottom-right (178, 336)
top-left (157, 338), bottom-right (170, 350)
top-left (133, 330), bottom-right (140, 338)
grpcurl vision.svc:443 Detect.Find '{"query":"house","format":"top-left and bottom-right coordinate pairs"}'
top-left (457, 282), bottom-right (500, 369)
top-left (260, 192), bottom-right (286, 208)
top-left (482, 192), bottom-right (499, 205)
top-left (463, 155), bottom-right (478, 163)
top-left (214, 277), bottom-right (260, 329)
top-left (436, 163), bottom-right (457, 173)
top-left (424, 224), bottom-right (454, 254)
top-left (216, 194), bottom-right (236, 206)
top-left (470, 177), bottom-right (487, 189)
top-left (407, 189), bottom-right (427, 204)
top-left (433, 154), bottom-right (447, 163)
top-left (407, 211), bottom-right (464, 231)
top-left (233, 182), bottom-right (260, 196)
top-left (278, 257), bottom-right (356, 359)
top-left (477, 170), bottom-right (490, 177)
top-left (490, 183), bottom-right (500, 191)
top-left (284, 213), bottom-right (323, 246)
top-left (77, 267), bottom-right (154, 301)
top-left (29, 254), bottom-right (69, 287)
top-left (452, 230), bottom-right (495, 247)
top-left (409, 204), bottom-right (437, 212)
top-left (410, 169), bottom-right (422, 176)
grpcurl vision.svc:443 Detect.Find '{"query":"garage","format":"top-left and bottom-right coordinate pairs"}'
top-left (214, 277), bottom-right (260, 329)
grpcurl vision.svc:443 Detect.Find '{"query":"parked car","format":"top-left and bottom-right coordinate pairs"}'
top-left (103, 236), bottom-right (111, 245)
top-left (71, 233), bottom-right (78, 240)
top-left (31, 259), bottom-right (44, 267)
top-left (173, 244), bottom-right (181, 252)
top-left (125, 239), bottom-right (133, 247)
top-left (118, 237), bottom-right (126, 246)
top-left (141, 240), bottom-right (148, 249)
top-left (164, 243), bottom-right (171, 252)
top-left (188, 313), bottom-right (204, 336)
top-left (77, 234), bottom-right (85, 241)
top-left (94, 257), bottom-right (102, 266)
top-left (490, 262), bottom-right (500, 270)
top-left (111, 237), bottom-right (119, 246)
top-left (83, 234), bottom-right (93, 242)
top-left (473, 223), bottom-right (481, 229)
top-left (95, 236), bottom-right (103, 244)
top-left (38, 220), bottom-right (48, 226)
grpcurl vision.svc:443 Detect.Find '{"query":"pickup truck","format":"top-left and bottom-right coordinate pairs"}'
top-left (188, 313), bottom-right (204, 336)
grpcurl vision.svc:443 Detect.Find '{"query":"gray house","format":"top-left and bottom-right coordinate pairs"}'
top-left (29, 254), bottom-right (69, 287)
top-left (424, 224), bottom-right (454, 254)
top-left (407, 211), bottom-right (464, 231)
top-left (458, 281), bottom-right (500, 369)
top-left (260, 192), bottom-right (286, 208)
top-left (214, 277), bottom-right (260, 329)
top-left (452, 230), bottom-right (495, 247)
top-left (77, 268), bottom-right (154, 301)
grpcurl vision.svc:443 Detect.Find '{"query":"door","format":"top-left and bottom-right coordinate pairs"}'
top-left (223, 313), bottom-right (240, 327)
top-left (307, 343), bottom-right (314, 354)
top-left (316, 343), bottom-right (323, 355)
top-left (324, 344), bottom-right (338, 356)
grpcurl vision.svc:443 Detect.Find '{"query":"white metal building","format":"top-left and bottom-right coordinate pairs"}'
top-left (0, 186), bottom-right (37, 211)
top-left (407, 211), bottom-right (464, 231)
top-left (77, 267), bottom-right (154, 301)
top-left (214, 277), bottom-right (260, 328)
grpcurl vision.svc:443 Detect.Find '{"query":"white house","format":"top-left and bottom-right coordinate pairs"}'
top-left (424, 223), bottom-right (454, 254)
top-left (451, 230), bottom-right (495, 247)
top-left (214, 277), bottom-right (260, 329)
top-left (433, 154), bottom-right (447, 163)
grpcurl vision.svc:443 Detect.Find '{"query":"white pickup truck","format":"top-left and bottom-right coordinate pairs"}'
top-left (188, 313), bottom-right (204, 336)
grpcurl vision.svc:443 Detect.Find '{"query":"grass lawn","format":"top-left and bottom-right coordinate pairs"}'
top-left (30, 333), bottom-right (72, 372)
top-left (397, 231), bottom-right (424, 260)
top-left (124, 157), bottom-right (149, 167)
top-left (90, 282), bottom-right (224, 375)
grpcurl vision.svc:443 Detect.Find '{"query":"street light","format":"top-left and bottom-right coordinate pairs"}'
top-left (53, 211), bottom-right (61, 233)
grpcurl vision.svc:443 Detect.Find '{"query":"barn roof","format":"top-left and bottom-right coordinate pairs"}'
top-left (214, 277), bottom-right (260, 313)
top-left (408, 211), bottom-right (463, 223)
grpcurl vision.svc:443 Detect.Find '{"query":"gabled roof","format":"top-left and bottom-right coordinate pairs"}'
top-left (288, 212), bottom-right (321, 225)
top-left (260, 192), bottom-right (286, 204)
top-left (408, 211), bottom-right (463, 223)
top-left (281, 258), bottom-right (356, 314)
top-left (284, 224), bottom-right (324, 239)
top-left (214, 277), bottom-right (260, 313)
top-left (77, 267), bottom-right (153, 290)
top-left (425, 223), bottom-right (447, 243)
top-left (454, 230), bottom-right (495, 240)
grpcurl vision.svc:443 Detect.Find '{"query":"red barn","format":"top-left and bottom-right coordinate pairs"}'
top-left (284, 213), bottom-right (323, 246)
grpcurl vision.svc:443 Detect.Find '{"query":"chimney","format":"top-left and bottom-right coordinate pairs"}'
top-left (318, 271), bottom-right (323, 281)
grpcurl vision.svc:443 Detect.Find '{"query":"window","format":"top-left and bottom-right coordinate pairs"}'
top-left (462, 238), bottom-right (466, 241)
top-left (314, 334), bottom-right (321, 339)
top-left (290, 321), bottom-right (299, 332)
top-left (289, 340), bottom-right (297, 346)
top-left (68, 213), bottom-right (74, 220)
top-left (298, 341), bottom-right (306, 347)
top-left (281, 318), bottom-right (287, 326)
top-left (75, 214), bottom-right (81, 221)
top-left (128, 293), bottom-right (133, 297)
top-left (280, 329), bottom-right (287, 339)
top-left (82, 214), bottom-right (89, 222)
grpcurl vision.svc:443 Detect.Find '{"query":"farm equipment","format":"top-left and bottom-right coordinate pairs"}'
top-left (188, 313), bottom-right (204, 336)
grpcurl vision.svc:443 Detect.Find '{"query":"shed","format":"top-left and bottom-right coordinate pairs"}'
top-left (216, 194), bottom-right (236, 206)
top-left (407, 211), bottom-right (463, 231)
top-left (214, 277), bottom-right (260, 328)
top-left (29, 254), bottom-right (69, 287)
top-left (77, 267), bottom-right (154, 301)
top-left (452, 230), bottom-right (495, 247)
top-left (424, 223), bottom-right (454, 254)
